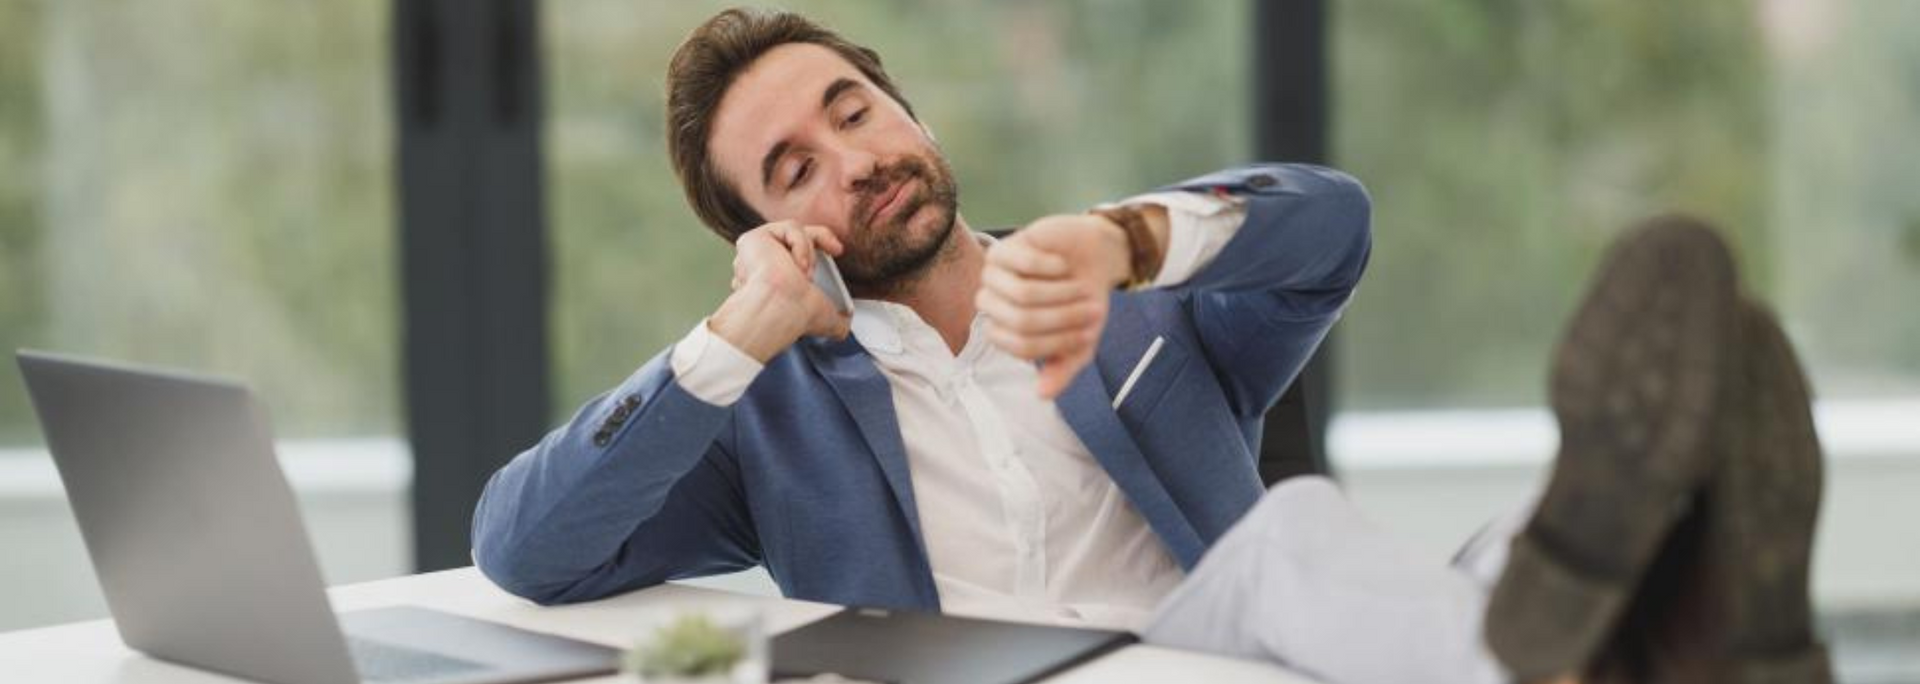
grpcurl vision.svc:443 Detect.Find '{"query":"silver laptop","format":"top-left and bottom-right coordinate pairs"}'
top-left (16, 350), bottom-right (617, 684)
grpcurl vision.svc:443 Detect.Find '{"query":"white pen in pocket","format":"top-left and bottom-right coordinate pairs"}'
top-left (1111, 335), bottom-right (1165, 409)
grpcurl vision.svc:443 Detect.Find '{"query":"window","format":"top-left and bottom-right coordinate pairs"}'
top-left (0, 0), bottom-right (399, 630)
top-left (1330, 0), bottom-right (1920, 637)
top-left (0, 1), bottom-right (396, 441)
top-left (1334, 0), bottom-right (1920, 411)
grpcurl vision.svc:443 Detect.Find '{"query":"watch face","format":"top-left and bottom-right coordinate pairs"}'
top-left (811, 250), bottom-right (854, 314)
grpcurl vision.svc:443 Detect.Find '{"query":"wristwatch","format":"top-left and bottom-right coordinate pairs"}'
top-left (1089, 205), bottom-right (1162, 290)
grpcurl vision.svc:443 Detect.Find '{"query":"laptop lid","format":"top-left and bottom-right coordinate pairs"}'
top-left (18, 350), bottom-right (360, 684)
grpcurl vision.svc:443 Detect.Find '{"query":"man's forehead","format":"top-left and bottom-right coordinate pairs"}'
top-left (710, 44), bottom-right (869, 179)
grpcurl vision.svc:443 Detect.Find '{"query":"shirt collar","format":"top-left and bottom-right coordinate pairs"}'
top-left (850, 299), bottom-right (907, 355)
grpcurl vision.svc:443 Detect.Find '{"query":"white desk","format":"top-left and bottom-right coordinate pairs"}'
top-left (0, 568), bottom-right (1319, 683)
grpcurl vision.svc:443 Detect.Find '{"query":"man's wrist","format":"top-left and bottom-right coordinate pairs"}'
top-left (708, 284), bottom-right (797, 364)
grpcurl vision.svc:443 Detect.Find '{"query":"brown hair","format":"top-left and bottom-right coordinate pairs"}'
top-left (665, 7), bottom-right (918, 242)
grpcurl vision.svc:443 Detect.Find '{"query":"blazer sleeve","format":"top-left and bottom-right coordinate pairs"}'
top-left (1156, 163), bottom-right (1373, 419)
top-left (470, 348), bottom-right (760, 604)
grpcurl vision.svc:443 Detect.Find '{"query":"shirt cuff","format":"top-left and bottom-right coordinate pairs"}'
top-left (668, 317), bottom-right (765, 406)
top-left (1101, 190), bottom-right (1248, 289)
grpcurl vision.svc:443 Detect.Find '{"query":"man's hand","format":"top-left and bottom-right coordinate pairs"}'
top-left (977, 213), bottom-right (1141, 399)
top-left (708, 221), bottom-right (852, 363)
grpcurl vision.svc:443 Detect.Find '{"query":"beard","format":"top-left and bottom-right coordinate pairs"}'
top-left (837, 151), bottom-right (961, 297)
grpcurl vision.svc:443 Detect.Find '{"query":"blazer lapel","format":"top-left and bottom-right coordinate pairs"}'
top-left (801, 336), bottom-right (928, 559)
top-left (1055, 358), bottom-right (1207, 569)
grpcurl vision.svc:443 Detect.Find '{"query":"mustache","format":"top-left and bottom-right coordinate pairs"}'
top-left (850, 158), bottom-right (932, 231)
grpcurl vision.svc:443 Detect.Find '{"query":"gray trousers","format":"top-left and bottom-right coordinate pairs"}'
top-left (1142, 476), bottom-right (1527, 684)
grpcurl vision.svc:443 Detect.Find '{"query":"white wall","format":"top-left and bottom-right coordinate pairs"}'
top-left (1334, 400), bottom-right (1920, 610)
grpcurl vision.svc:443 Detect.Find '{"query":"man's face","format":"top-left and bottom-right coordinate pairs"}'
top-left (708, 43), bottom-right (960, 291)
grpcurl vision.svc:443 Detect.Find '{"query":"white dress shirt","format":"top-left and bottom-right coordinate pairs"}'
top-left (668, 191), bottom-right (1247, 631)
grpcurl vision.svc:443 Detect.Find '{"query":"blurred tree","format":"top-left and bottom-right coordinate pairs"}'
top-left (0, 2), bottom-right (48, 442)
top-left (1, 0), bottom-right (394, 440)
top-left (1334, 0), bottom-right (1771, 409)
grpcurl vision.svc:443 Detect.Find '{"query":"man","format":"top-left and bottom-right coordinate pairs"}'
top-left (473, 8), bottom-right (1831, 683)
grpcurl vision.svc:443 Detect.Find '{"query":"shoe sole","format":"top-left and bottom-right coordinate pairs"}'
top-left (1486, 216), bottom-right (1740, 681)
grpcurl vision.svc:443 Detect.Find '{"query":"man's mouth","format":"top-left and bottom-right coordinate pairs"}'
top-left (870, 177), bottom-right (918, 226)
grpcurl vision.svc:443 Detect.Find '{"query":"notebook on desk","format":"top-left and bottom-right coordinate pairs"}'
top-left (772, 607), bottom-right (1134, 684)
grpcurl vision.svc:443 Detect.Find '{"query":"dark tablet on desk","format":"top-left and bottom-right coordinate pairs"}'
top-left (772, 607), bottom-right (1134, 684)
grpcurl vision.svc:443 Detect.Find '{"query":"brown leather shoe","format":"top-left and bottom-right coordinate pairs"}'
top-left (1579, 300), bottom-right (1834, 684)
top-left (1698, 300), bottom-right (1832, 682)
top-left (1485, 216), bottom-right (1741, 682)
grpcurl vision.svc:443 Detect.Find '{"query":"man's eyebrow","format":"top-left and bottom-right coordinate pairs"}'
top-left (760, 140), bottom-right (791, 192)
top-left (821, 77), bottom-right (861, 110)
top-left (758, 78), bottom-right (865, 192)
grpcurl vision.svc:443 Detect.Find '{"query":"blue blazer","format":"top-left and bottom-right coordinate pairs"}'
top-left (472, 164), bottom-right (1372, 611)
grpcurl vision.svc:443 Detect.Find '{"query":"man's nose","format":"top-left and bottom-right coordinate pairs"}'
top-left (834, 146), bottom-right (879, 192)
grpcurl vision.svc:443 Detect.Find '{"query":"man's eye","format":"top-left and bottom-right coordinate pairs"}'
top-left (790, 158), bottom-right (813, 188)
top-left (844, 108), bottom-right (868, 127)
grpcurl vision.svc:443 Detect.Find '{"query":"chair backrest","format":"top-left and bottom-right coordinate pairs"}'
top-left (1259, 348), bottom-right (1333, 485)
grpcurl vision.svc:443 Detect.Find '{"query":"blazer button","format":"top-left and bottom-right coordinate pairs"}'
top-left (622, 395), bottom-right (640, 408)
top-left (610, 404), bottom-right (631, 422)
top-left (1246, 173), bottom-right (1277, 189)
top-left (592, 430), bottom-right (612, 447)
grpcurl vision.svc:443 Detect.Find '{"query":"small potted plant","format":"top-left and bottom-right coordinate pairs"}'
top-left (622, 611), bottom-right (764, 684)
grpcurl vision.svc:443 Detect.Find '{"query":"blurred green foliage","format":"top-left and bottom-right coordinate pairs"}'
top-left (0, 1), bottom-right (393, 442)
top-left (1335, 0), bottom-right (1920, 409)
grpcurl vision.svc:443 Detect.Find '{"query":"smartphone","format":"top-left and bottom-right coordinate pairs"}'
top-left (811, 249), bottom-right (854, 314)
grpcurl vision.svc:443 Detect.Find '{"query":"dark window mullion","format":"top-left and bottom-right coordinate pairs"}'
top-left (395, 0), bottom-right (549, 572)
top-left (1253, 0), bottom-right (1336, 483)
